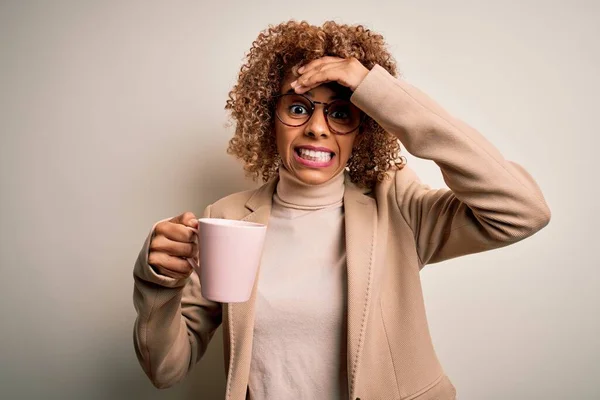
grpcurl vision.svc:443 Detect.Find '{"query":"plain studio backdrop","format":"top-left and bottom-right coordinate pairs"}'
top-left (1, 1), bottom-right (598, 399)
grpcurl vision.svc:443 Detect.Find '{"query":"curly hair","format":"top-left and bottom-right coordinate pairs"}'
top-left (225, 20), bottom-right (406, 188)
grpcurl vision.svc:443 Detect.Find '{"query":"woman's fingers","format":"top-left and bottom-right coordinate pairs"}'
top-left (294, 62), bottom-right (346, 93)
top-left (297, 56), bottom-right (344, 74)
top-left (150, 235), bottom-right (198, 258)
top-left (155, 220), bottom-right (197, 243)
top-left (171, 211), bottom-right (199, 229)
top-left (148, 211), bottom-right (200, 278)
top-left (148, 253), bottom-right (194, 279)
top-left (294, 57), bottom-right (369, 93)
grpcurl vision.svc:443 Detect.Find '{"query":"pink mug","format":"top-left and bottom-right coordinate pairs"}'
top-left (187, 218), bottom-right (267, 303)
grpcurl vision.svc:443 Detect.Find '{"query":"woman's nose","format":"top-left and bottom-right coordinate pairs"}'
top-left (304, 108), bottom-right (331, 138)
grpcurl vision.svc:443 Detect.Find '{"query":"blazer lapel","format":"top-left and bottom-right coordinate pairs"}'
top-left (343, 176), bottom-right (377, 398)
top-left (224, 177), bottom-right (276, 400)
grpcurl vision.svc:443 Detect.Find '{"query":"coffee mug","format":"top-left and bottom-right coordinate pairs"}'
top-left (187, 218), bottom-right (267, 303)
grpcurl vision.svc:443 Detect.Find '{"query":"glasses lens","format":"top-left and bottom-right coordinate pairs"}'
top-left (276, 94), bottom-right (312, 126)
top-left (275, 94), bottom-right (363, 134)
top-left (327, 100), bottom-right (362, 134)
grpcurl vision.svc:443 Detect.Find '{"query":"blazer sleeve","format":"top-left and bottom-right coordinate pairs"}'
top-left (351, 64), bottom-right (551, 267)
top-left (132, 204), bottom-right (222, 388)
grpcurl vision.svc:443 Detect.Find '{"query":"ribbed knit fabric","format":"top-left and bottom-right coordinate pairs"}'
top-left (247, 165), bottom-right (349, 400)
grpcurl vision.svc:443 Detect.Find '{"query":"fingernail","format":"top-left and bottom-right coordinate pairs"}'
top-left (290, 80), bottom-right (297, 88)
top-left (298, 66), bottom-right (304, 73)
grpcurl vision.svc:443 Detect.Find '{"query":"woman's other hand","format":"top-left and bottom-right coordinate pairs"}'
top-left (291, 56), bottom-right (370, 94)
top-left (148, 212), bottom-right (199, 279)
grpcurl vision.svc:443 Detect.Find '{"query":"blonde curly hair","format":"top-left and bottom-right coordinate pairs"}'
top-left (225, 20), bottom-right (406, 188)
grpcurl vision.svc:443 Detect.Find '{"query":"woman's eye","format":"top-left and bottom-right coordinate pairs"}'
top-left (289, 104), bottom-right (308, 115)
top-left (330, 110), bottom-right (349, 119)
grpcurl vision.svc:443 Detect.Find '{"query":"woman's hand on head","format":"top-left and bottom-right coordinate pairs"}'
top-left (148, 212), bottom-right (199, 279)
top-left (291, 56), bottom-right (370, 94)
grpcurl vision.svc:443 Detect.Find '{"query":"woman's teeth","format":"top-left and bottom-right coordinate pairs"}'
top-left (298, 148), bottom-right (332, 162)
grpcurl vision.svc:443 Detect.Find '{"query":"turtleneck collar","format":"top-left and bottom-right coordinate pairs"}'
top-left (274, 165), bottom-right (345, 210)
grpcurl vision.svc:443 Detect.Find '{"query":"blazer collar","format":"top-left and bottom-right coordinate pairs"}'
top-left (244, 176), bottom-right (278, 213)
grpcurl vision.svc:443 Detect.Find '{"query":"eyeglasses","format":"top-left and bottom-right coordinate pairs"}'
top-left (274, 93), bottom-right (364, 135)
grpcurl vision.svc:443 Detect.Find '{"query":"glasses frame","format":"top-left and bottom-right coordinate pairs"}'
top-left (273, 93), bottom-right (365, 135)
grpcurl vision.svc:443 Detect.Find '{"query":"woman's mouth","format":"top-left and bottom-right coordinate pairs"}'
top-left (293, 147), bottom-right (335, 167)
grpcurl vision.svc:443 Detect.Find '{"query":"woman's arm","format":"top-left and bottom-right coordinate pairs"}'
top-left (132, 205), bottom-right (222, 388)
top-left (351, 64), bottom-right (551, 266)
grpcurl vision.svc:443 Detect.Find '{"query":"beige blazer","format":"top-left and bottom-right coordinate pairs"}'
top-left (133, 65), bottom-right (551, 400)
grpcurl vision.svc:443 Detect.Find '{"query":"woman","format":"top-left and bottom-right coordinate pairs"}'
top-left (132, 20), bottom-right (551, 400)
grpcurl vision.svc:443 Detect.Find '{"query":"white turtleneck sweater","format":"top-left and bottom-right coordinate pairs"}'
top-left (247, 166), bottom-right (349, 400)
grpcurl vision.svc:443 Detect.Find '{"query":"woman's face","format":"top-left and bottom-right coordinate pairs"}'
top-left (274, 69), bottom-right (362, 186)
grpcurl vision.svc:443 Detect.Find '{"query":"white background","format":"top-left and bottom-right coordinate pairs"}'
top-left (1, 1), bottom-right (598, 399)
